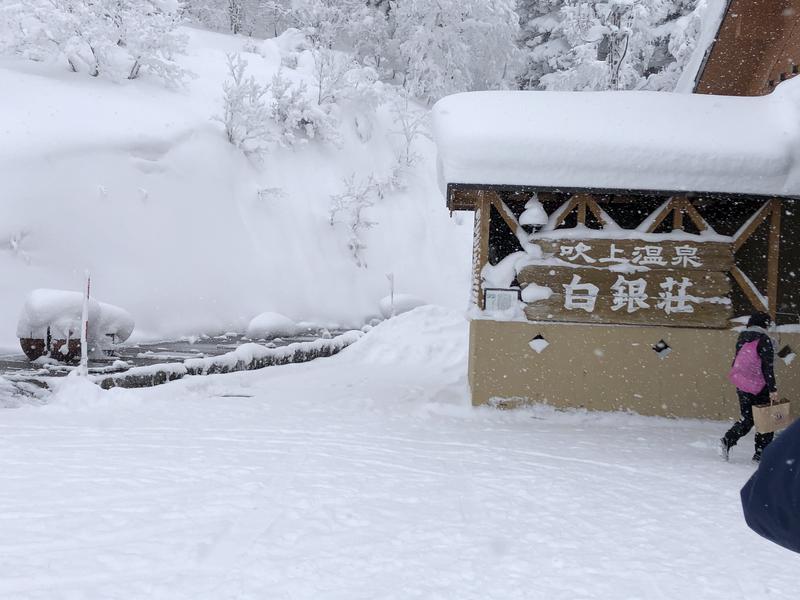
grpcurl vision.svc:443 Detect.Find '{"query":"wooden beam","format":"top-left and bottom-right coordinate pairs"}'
top-left (645, 197), bottom-right (681, 233)
top-left (551, 196), bottom-right (580, 229)
top-left (733, 201), bottom-right (772, 252)
top-left (767, 198), bottom-right (782, 318)
top-left (731, 266), bottom-right (769, 313)
top-left (489, 195), bottom-right (521, 238)
top-left (682, 200), bottom-right (710, 232)
top-left (585, 197), bottom-right (609, 227)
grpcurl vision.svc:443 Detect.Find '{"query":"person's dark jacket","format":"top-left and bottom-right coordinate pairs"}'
top-left (741, 418), bottom-right (800, 553)
top-left (734, 327), bottom-right (777, 393)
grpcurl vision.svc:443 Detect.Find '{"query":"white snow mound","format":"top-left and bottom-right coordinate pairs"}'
top-left (378, 294), bottom-right (427, 318)
top-left (16, 289), bottom-right (134, 343)
top-left (246, 312), bottom-right (299, 339)
top-left (344, 305), bottom-right (467, 370)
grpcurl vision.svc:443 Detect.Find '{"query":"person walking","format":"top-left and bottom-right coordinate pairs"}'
top-left (720, 312), bottom-right (778, 462)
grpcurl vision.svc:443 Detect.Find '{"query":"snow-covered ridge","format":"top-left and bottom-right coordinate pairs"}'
top-left (433, 77), bottom-right (800, 198)
top-left (0, 27), bottom-right (471, 347)
top-left (96, 329), bottom-right (363, 389)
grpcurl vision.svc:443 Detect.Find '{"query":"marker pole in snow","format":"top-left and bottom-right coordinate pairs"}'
top-left (386, 273), bottom-right (395, 317)
top-left (79, 271), bottom-right (91, 376)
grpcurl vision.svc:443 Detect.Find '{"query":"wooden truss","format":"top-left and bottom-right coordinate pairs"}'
top-left (472, 192), bottom-right (784, 318)
top-left (729, 199), bottom-right (782, 317)
top-left (549, 194), bottom-right (610, 228)
top-left (641, 196), bottom-right (711, 233)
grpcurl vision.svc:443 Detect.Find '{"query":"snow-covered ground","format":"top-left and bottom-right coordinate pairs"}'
top-left (0, 26), bottom-right (471, 348)
top-left (0, 307), bottom-right (794, 599)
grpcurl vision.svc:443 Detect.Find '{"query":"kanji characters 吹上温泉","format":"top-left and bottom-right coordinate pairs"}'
top-left (556, 242), bottom-right (704, 268)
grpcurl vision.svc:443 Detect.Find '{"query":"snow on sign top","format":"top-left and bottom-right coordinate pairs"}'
top-left (432, 78), bottom-right (800, 199)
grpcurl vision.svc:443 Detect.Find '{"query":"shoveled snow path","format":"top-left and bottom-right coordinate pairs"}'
top-left (0, 307), bottom-right (794, 599)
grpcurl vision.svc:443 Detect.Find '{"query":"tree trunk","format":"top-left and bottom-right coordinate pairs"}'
top-left (128, 59), bottom-right (141, 80)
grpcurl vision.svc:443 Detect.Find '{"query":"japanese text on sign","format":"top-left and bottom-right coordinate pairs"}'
top-left (564, 275), bottom-right (698, 315)
top-left (559, 242), bottom-right (702, 268)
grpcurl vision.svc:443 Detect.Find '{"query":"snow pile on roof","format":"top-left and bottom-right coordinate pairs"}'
top-left (433, 77), bottom-right (800, 198)
top-left (16, 289), bottom-right (134, 343)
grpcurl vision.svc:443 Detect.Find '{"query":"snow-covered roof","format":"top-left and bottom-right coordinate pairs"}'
top-left (432, 79), bottom-right (800, 200)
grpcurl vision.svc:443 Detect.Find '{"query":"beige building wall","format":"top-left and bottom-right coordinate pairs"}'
top-left (469, 319), bottom-right (800, 420)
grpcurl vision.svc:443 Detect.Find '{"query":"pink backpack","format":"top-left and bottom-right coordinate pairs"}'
top-left (728, 340), bottom-right (766, 394)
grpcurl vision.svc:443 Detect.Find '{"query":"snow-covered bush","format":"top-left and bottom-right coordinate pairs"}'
top-left (268, 71), bottom-right (338, 146)
top-left (215, 53), bottom-right (272, 155)
top-left (5, 0), bottom-right (188, 84)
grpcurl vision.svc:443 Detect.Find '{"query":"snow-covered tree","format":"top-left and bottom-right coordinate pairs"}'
top-left (329, 175), bottom-right (380, 268)
top-left (121, 3), bottom-right (189, 83)
top-left (391, 0), bottom-right (520, 103)
top-left (517, 0), bottom-right (700, 91)
top-left (644, 0), bottom-right (714, 91)
top-left (215, 53), bottom-right (272, 155)
top-left (5, 0), bottom-right (187, 84)
top-left (293, 0), bottom-right (361, 49)
top-left (389, 92), bottom-right (430, 167)
top-left (183, 0), bottom-right (293, 37)
top-left (348, 3), bottom-right (394, 74)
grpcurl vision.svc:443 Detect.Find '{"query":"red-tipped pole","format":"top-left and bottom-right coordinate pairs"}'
top-left (79, 271), bottom-right (91, 376)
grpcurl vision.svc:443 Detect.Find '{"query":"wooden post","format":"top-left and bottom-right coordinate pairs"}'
top-left (672, 202), bottom-right (684, 230)
top-left (472, 194), bottom-right (491, 309)
top-left (767, 198), bottom-right (782, 319)
top-left (577, 199), bottom-right (587, 226)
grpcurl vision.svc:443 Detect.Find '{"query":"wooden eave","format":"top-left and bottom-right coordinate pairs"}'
top-left (446, 182), bottom-right (796, 211)
top-left (695, 0), bottom-right (800, 96)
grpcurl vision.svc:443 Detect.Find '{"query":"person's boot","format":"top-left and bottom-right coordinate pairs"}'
top-left (752, 450), bottom-right (762, 463)
top-left (719, 437), bottom-right (732, 461)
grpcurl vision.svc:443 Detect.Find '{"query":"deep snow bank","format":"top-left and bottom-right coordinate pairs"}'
top-left (0, 27), bottom-right (471, 347)
top-left (342, 305), bottom-right (468, 372)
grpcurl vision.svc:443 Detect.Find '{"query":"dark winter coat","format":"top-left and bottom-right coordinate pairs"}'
top-left (734, 326), bottom-right (777, 393)
top-left (740, 418), bottom-right (800, 554)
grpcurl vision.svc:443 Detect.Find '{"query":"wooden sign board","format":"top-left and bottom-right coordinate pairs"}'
top-left (535, 240), bottom-right (733, 272)
top-left (517, 265), bottom-right (733, 329)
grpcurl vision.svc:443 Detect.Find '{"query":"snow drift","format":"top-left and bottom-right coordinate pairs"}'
top-left (0, 27), bottom-right (471, 347)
